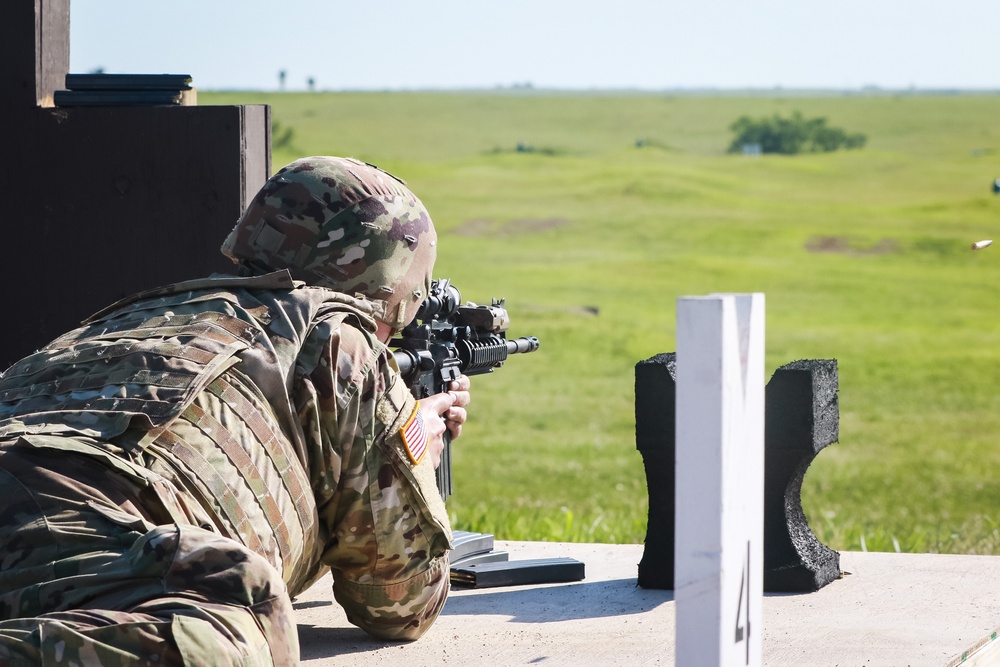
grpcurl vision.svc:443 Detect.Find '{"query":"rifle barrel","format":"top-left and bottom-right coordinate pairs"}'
top-left (507, 336), bottom-right (540, 355)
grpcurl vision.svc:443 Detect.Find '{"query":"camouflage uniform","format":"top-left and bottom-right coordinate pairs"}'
top-left (0, 159), bottom-right (452, 665)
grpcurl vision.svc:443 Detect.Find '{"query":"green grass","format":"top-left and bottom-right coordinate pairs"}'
top-left (206, 90), bottom-right (1000, 553)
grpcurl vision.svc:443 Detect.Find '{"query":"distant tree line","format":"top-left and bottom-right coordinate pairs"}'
top-left (728, 111), bottom-right (867, 155)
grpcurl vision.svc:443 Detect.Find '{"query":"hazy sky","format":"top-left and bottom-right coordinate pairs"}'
top-left (70, 0), bottom-right (999, 92)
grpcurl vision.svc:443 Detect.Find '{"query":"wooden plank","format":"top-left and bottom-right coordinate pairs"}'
top-left (1, 0), bottom-right (70, 111)
top-left (54, 90), bottom-right (185, 106)
top-left (241, 103), bottom-right (272, 197)
top-left (675, 293), bottom-right (765, 667)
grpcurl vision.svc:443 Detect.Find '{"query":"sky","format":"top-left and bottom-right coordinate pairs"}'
top-left (70, 0), bottom-right (1000, 93)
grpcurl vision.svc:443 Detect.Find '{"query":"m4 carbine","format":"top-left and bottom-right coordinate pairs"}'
top-left (390, 278), bottom-right (539, 501)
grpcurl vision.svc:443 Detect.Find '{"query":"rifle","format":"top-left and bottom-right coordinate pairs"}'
top-left (390, 278), bottom-right (540, 501)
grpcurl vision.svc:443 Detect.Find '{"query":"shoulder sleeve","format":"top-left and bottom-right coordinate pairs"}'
top-left (303, 320), bottom-right (452, 640)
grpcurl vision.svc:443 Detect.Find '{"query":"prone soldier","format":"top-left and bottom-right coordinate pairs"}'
top-left (0, 156), bottom-right (470, 665)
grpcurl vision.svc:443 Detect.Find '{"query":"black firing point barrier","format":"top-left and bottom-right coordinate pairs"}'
top-left (1, 0), bottom-right (270, 369)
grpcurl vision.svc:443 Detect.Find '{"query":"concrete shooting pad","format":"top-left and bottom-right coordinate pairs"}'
top-left (293, 541), bottom-right (1000, 666)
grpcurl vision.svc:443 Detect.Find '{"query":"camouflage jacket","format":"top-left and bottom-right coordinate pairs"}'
top-left (0, 270), bottom-right (452, 640)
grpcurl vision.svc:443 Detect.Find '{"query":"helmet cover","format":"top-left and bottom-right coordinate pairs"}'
top-left (221, 156), bottom-right (437, 332)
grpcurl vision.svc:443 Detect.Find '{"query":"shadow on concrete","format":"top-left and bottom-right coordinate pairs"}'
top-left (442, 577), bottom-right (673, 622)
top-left (297, 625), bottom-right (399, 660)
top-left (295, 577), bottom-right (674, 660)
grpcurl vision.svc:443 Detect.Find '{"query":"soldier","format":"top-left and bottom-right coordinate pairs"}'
top-left (0, 156), bottom-right (469, 665)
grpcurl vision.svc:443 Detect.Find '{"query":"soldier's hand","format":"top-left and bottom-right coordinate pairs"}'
top-left (418, 376), bottom-right (471, 469)
top-left (443, 375), bottom-right (471, 440)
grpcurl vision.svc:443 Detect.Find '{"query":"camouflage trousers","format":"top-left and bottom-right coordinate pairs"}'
top-left (0, 443), bottom-right (298, 666)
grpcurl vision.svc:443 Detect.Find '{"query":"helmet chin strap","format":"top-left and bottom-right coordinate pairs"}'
top-left (391, 283), bottom-right (433, 337)
top-left (365, 298), bottom-right (406, 339)
top-left (387, 301), bottom-right (409, 337)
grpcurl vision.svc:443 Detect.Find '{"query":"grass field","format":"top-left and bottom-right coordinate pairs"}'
top-left (206, 89), bottom-right (1000, 554)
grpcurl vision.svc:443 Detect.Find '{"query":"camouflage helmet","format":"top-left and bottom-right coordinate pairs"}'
top-left (221, 156), bottom-right (437, 333)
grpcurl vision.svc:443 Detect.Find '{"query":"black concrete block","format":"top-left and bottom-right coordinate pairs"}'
top-left (763, 359), bottom-right (841, 592)
top-left (634, 353), bottom-right (676, 589)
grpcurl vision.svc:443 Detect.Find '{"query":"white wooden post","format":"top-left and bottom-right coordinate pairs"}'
top-left (675, 293), bottom-right (765, 667)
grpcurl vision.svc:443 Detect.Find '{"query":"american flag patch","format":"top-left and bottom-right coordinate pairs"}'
top-left (400, 404), bottom-right (428, 465)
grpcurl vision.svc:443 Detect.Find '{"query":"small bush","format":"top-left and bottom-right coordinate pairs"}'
top-left (487, 143), bottom-right (563, 156)
top-left (727, 111), bottom-right (866, 155)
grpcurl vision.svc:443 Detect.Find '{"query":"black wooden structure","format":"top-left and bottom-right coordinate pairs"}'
top-left (1, 0), bottom-right (271, 369)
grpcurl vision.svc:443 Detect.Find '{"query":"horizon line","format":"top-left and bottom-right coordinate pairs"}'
top-left (193, 84), bottom-right (1000, 96)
